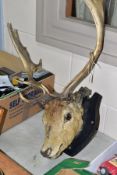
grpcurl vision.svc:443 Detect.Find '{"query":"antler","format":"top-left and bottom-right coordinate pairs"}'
top-left (8, 0), bottom-right (105, 102)
top-left (62, 0), bottom-right (105, 96)
top-left (7, 23), bottom-right (42, 80)
top-left (7, 23), bottom-right (56, 101)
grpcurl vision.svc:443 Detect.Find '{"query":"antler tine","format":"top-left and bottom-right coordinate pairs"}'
top-left (62, 0), bottom-right (105, 96)
top-left (7, 23), bottom-right (42, 80)
top-left (7, 23), bottom-right (58, 102)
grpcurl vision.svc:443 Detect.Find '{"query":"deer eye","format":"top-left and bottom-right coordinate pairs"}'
top-left (64, 113), bottom-right (72, 122)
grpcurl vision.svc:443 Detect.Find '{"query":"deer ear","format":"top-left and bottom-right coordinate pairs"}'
top-left (68, 87), bottom-right (92, 108)
top-left (76, 95), bottom-right (82, 107)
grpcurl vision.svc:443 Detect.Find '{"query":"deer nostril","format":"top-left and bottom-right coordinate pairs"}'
top-left (40, 148), bottom-right (52, 158)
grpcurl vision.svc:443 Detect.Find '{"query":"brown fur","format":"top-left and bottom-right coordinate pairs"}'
top-left (41, 99), bottom-right (83, 158)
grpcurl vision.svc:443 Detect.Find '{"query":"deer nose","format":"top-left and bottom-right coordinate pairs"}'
top-left (40, 148), bottom-right (52, 158)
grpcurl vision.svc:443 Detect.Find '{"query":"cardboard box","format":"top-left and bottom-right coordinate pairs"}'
top-left (0, 74), bottom-right (54, 134)
top-left (0, 51), bottom-right (55, 134)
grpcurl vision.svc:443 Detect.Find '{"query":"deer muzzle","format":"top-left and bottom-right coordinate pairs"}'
top-left (41, 143), bottom-right (64, 159)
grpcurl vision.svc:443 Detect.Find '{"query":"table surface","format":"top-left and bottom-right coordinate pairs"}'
top-left (0, 111), bottom-right (115, 175)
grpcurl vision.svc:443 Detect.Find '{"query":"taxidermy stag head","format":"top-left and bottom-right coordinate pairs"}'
top-left (8, 0), bottom-right (105, 159)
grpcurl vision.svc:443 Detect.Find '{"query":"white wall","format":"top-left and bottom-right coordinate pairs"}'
top-left (3, 0), bottom-right (117, 140)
